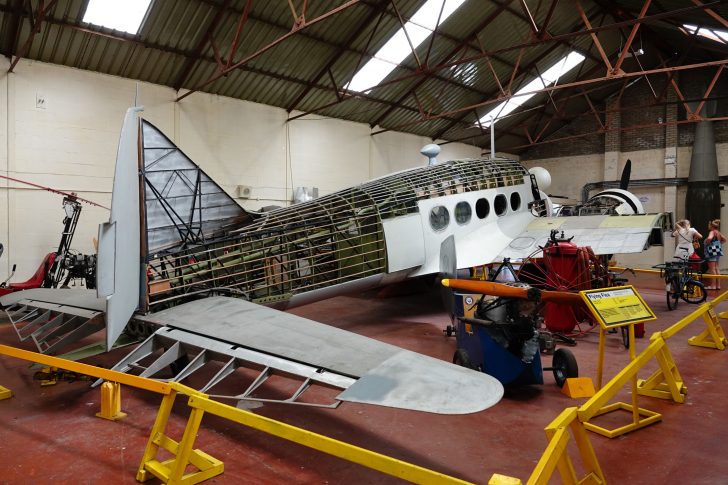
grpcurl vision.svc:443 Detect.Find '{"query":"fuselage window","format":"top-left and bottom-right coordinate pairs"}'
top-left (494, 194), bottom-right (507, 216)
top-left (455, 201), bottom-right (472, 225)
top-left (430, 206), bottom-right (450, 231)
top-left (510, 192), bottom-right (521, 211)
top-left (475, 198), bottom-right (490, 219)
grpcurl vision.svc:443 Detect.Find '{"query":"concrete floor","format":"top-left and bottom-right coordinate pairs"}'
top-left (0, 276), bottom-right (726, 484)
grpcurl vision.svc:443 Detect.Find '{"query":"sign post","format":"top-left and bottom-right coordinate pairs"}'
top-left (579, 286), bottom-right (660, 438)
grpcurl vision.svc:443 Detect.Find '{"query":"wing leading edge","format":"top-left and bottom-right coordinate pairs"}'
top-left (130, 296), bottom-right (503, 414)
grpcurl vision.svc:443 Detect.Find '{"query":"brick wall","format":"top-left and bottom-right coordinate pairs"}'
top-left (520, 113), bottom-right (604, 160)
top-left (521, 71), bottom-right (728, 161)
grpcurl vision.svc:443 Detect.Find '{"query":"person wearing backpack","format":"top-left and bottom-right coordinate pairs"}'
top-left (673, 219), bottom-right (702, 260)
top-left (704, 219), bottom-right (726, 290)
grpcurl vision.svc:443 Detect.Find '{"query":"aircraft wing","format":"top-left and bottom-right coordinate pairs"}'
top-left (498, 213), bottom-right (671, 260)
top-left (108, 296), bottom-right (503, 415)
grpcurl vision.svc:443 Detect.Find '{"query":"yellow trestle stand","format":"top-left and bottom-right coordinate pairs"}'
top-left (636, 334), bottom-right (687, 402)
top-left (0, 385), bottom-right (12, 400)
top-left (579, 286), bottom-right (661, 438)
top-left (688, 306), bottom-right (728, 349)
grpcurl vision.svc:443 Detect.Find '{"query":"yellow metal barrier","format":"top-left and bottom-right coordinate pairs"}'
top-left (0, 344), bottom-right (475, 485)
top-left (528, 407), bottom-right (604, 485)
top-left (496, 287), bottom-right (728, 483)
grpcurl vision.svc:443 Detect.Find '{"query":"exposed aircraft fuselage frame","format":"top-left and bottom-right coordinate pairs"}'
top-left (139, 119), bottom-right (534, 313)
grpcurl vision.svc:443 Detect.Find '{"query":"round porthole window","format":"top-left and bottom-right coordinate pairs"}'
top-left (510, 192), bottom-right (521, 211)
top-left (455, 201), bottom-right (472, 225)
top-left (475, 198), bottom-right (490, 219)
top-left (494, 194), bottom-right (507, 216)
top-left (430, 206), bottom-right (450, 231)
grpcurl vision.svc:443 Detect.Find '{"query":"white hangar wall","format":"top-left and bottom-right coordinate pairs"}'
top-left (0, 57), bottom-right (480, 281)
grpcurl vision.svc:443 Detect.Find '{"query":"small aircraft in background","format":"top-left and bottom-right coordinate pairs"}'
top-left (0, 107), bottom-right (669, 414)
top-left (0, 177), bottom-right (101, 297)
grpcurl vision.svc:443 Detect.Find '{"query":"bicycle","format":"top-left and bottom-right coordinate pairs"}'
top-left (653, 256), bottom-right (707, 310)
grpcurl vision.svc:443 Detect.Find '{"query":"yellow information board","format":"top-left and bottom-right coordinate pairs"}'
top-left (580, 285), bottom-right (656, 329)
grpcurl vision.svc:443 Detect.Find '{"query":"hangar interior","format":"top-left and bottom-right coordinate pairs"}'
top-left (1, 0), bottom-right (728, 483)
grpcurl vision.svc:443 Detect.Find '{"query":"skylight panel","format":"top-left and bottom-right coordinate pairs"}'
top-left (83, 0), bottom-right (152, 34)
top-left (477, 51), bottom-right (585, 129)
top-left (347, 0), bottom-right (467, 93)
top-left (682, 23), bottom-right (728, 44)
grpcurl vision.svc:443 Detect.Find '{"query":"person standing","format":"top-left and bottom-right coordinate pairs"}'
top-left (673, 219), bottom-right (703, 260)
top-left (704, 219), bottom-right (726, 290)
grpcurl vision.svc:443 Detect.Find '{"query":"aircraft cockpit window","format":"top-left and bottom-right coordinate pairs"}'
top-left (455, 201), bottom-right (472, 225)
top-left (510, 192), bottom-right (521, 211)
top-left (494, 194), bottom-right (507, 216)
top-left (475, 198), bottom-right (490, 219)
top-left (430, 206), bottom-right (450, 231)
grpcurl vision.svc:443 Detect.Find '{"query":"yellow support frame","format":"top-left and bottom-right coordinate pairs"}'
top-left (526, 408), bottom-right (605, 485)
top-left (184, 394), bottom-right (473, 484)
top-left (688, 306), bottom-right (727, 349)
top-left (0, 344), bottom-right (477, 484)
top-left (636, 335), bottom-right (687, 402)
top-left (0, 385), bottom-right (12, 400)
top-left (136, 388), bottom-right (224, 484)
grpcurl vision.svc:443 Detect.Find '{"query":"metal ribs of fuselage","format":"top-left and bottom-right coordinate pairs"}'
top-left (145, 159), bottom-right (527, 310)
top-left (140, 116), bottom-right (527, 312)
top-left (106, 326), bottom-right (355, 409)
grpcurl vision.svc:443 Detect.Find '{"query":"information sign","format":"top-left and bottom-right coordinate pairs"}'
top-left (580, 286), bottom-right (656, 329)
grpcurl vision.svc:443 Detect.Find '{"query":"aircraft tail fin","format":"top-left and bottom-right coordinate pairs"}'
top-left (97, 107), bottom-right (144, 350)
top-left (139, 120), bottom-right (251, 254)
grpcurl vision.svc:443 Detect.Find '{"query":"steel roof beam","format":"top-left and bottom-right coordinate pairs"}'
top-left (172, 0), bottom-right (232, 91)
top-left (692, 0), bottom-right (728, 29)
top-left (378, 58), bottom-right (728, 136)
top-left (177, 1), bottom-right (364, 102)
top-left (369, 0), bottom-right (516, 129)
top-left (347, 1), bottom-right (724, 96)
top-left (285, 0), bottom-right (389, 112)
top-left (611, 0), bottom-right (651, 75)
top-left (8, 0), bottom-right (57, 73)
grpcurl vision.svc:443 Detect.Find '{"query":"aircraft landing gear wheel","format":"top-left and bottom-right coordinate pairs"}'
top-left (453, 349), bottom-right (472, 369)
top-left (552, 348), bottom-right (578, 388)
top-left (444, 325), bottom-right (455, 337)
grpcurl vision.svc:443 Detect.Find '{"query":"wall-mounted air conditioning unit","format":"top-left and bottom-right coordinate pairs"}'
top-left (236, 185), bottom-right (252, 199)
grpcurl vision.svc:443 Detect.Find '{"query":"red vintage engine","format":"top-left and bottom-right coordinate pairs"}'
top-left (540, 232), bottom-right (596, 333)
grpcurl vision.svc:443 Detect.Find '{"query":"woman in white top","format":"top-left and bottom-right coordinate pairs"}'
top-left (673, 219), bottom-right (702, 260)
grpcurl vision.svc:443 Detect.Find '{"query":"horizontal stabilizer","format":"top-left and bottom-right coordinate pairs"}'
top-left (132, 296), bottom-right (503, 414)
top-left (1, 289), bottom-right (105, 354)
top-left (0, 288), bottom-right (104, 311)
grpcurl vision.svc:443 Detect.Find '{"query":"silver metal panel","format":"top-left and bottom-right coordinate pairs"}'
top-left (141, 120), bottom-right (249, 253)
top-left (137, 296), bottom-right (399, 376)
top-left (136, 296), bottom-right (503, 414)
top-left (382, 214), bottom-right (425, 272)
top-left (338, 351), bottom-right (503, 415)
top-left (499, 214), bottom-right (666, 260)
top-left (0, 288), bottom-right (105, 311)
top-left (98, 107), bottom-right (143, 350)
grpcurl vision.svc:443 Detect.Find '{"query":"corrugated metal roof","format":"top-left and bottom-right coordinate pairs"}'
top-left (1, 0), bottom-right (726, 153)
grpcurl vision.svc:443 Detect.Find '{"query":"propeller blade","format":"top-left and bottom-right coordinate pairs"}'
top-left (441, 279), bottom-right (585, 306)
top-left (619, 159), bottom-right (632, 190)
top-left (439, 236), bottom-right (457, 318)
